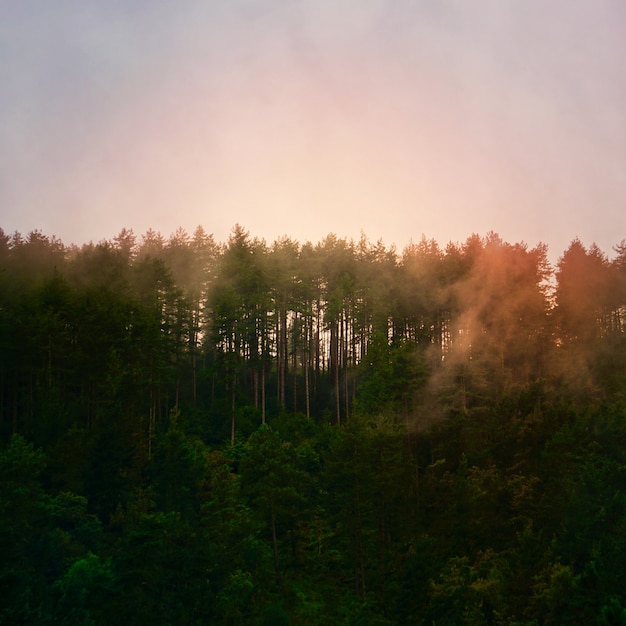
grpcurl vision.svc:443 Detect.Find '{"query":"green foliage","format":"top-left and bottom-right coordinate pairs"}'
top-left (3, 228), bottom-right (626, 623)
top-left (0, 435), bottom-right (49, 623)
top-left (600, 597), bottom-right (626, 626)
top-left (53, 553), bottom-right (116, 626)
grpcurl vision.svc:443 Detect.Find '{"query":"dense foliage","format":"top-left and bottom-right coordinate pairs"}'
top-left (1, 225), bottom-right (626, 624)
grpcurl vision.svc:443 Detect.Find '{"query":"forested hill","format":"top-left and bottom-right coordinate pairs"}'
top-left (2, 225), bottom-right (626, 624)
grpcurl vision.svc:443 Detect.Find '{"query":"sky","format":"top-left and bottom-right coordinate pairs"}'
top-left (1, 0), bottom-right (625, 261)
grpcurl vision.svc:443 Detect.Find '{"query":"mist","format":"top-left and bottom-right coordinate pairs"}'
top-left (3, 225), bottom-right (624, 429)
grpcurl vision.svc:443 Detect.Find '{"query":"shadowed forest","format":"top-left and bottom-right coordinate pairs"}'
top-left (2, 224), bottom-right (626, 625)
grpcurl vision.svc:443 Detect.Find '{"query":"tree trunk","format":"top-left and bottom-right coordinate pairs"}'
top-left (230, 385), bottom-right (236, 446)
top-left (281, 308), bottom-right (288, 408)
top-left (261, 364), bottom-right (266, 424)
top-left (331, 320), bottom-right (340, 425)
top-left (305, 351), bottom-right (310, 419)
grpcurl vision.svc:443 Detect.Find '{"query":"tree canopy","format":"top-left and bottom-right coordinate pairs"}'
top-left (1, 225), bottom-right (626, 624)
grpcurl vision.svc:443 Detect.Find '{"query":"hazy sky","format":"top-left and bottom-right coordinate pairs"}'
top-left (2, 1), bottom-right (625, 260)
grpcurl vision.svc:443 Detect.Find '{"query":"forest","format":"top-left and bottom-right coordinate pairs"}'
top-left (1, 224), bottom-right (626, 625)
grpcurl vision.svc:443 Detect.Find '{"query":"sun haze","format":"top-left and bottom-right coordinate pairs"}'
top-left (1, 1), bottom-right (625, 259)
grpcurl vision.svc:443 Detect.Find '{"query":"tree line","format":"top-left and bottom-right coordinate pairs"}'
top-left (2, 225), bottom-right (625, 441)
top-left (1, 224), bottom-right (626, 624)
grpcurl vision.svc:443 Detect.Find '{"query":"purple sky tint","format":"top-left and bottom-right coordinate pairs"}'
top-left (1, 0), bottom-right (625, 261)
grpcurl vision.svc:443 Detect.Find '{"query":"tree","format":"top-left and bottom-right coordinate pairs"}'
top-left (554, 239), bottom-right (617, 392)
top-left (0, 435), bottom-right (49, 622)
top-left (317, 235), bottom-right (359, 424)
top-left (208, 226), bottom-right (269, 441)
top-left (239, 425), bottom-right (310, 591)
top-left (437, 234), bottom-right (551, 410)
top-left (113, 227), bottom-right (137, 262)
top-left (555, 239), bottom-right (613, 345)
top-left (52, 552), bottom-right (116, 626)
top-left (130, 256), bottom-right (189, 457)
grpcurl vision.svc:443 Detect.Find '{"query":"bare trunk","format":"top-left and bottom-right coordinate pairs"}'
top-left (191, 350), bottom-right (197, 407)
top-left (331, 320), bottom-right (340, 425)
top-left (230, 386), bottom-right (236, 446)
top-left (253, 368), bottom-right (259, 409)
top-left (277, 308), bottom-right (287, 409)
top-left (305, 354), bottom-right (310, 419)
top-left (343, 312), bottom-right (349, 421)
top-left (281, 309), bottom-right (288, 408)
top-left (261, 364), bottom-right (266, 424)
